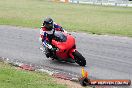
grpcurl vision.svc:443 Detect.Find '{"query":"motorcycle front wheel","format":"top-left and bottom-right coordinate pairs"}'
top-left (73, 50), bottom-right (86, 66)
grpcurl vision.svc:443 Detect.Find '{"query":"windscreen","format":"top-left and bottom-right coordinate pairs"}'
top-left (54, 31), bottom-right (67, 42)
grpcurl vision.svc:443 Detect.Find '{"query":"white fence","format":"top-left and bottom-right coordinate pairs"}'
top-left (69, 0), bottom-right (132, 7)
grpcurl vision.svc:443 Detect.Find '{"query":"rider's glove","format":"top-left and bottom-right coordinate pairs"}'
top-left (47, 44), bottom-right (53, 49)
top-left (47, 44), bottom-right (56, 51)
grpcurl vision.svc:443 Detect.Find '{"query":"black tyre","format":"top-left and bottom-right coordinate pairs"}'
top-left (73, 50), bottom-right (86, 66)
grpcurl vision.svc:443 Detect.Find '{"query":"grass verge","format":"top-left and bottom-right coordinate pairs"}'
top-left (0, 62), bottom-right (66, 88)
top-left (0, 0), bottom-right (132, 37)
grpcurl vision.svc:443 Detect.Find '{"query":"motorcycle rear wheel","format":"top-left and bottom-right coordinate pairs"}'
top-left (73, 50), bottom-right (86, 66)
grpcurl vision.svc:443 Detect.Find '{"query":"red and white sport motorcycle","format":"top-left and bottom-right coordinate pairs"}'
top-left (43, 31), bottom-right (86, 66)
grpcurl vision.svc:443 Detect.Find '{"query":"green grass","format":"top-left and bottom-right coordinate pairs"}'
top-left (0, 62), bottom-right (66, 88)
top-left (0, 0), bottom-right (132, 37)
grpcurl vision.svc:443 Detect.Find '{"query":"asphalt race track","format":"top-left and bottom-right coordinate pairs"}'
top-left (0, 25), bottom-right (132, 81)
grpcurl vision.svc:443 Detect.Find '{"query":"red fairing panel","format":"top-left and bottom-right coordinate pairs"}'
top-left (52, 34), bottom-right (76, 60)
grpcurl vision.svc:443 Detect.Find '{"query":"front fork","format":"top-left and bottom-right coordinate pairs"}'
top-left (69, 49), bottom-right (76, 60)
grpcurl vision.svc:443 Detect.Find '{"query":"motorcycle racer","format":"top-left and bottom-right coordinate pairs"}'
top-left (39, 17), bottom-right (66, 58)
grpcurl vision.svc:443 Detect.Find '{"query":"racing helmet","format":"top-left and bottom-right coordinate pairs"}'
top-left (43, 17), bottom-right (54, 31)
